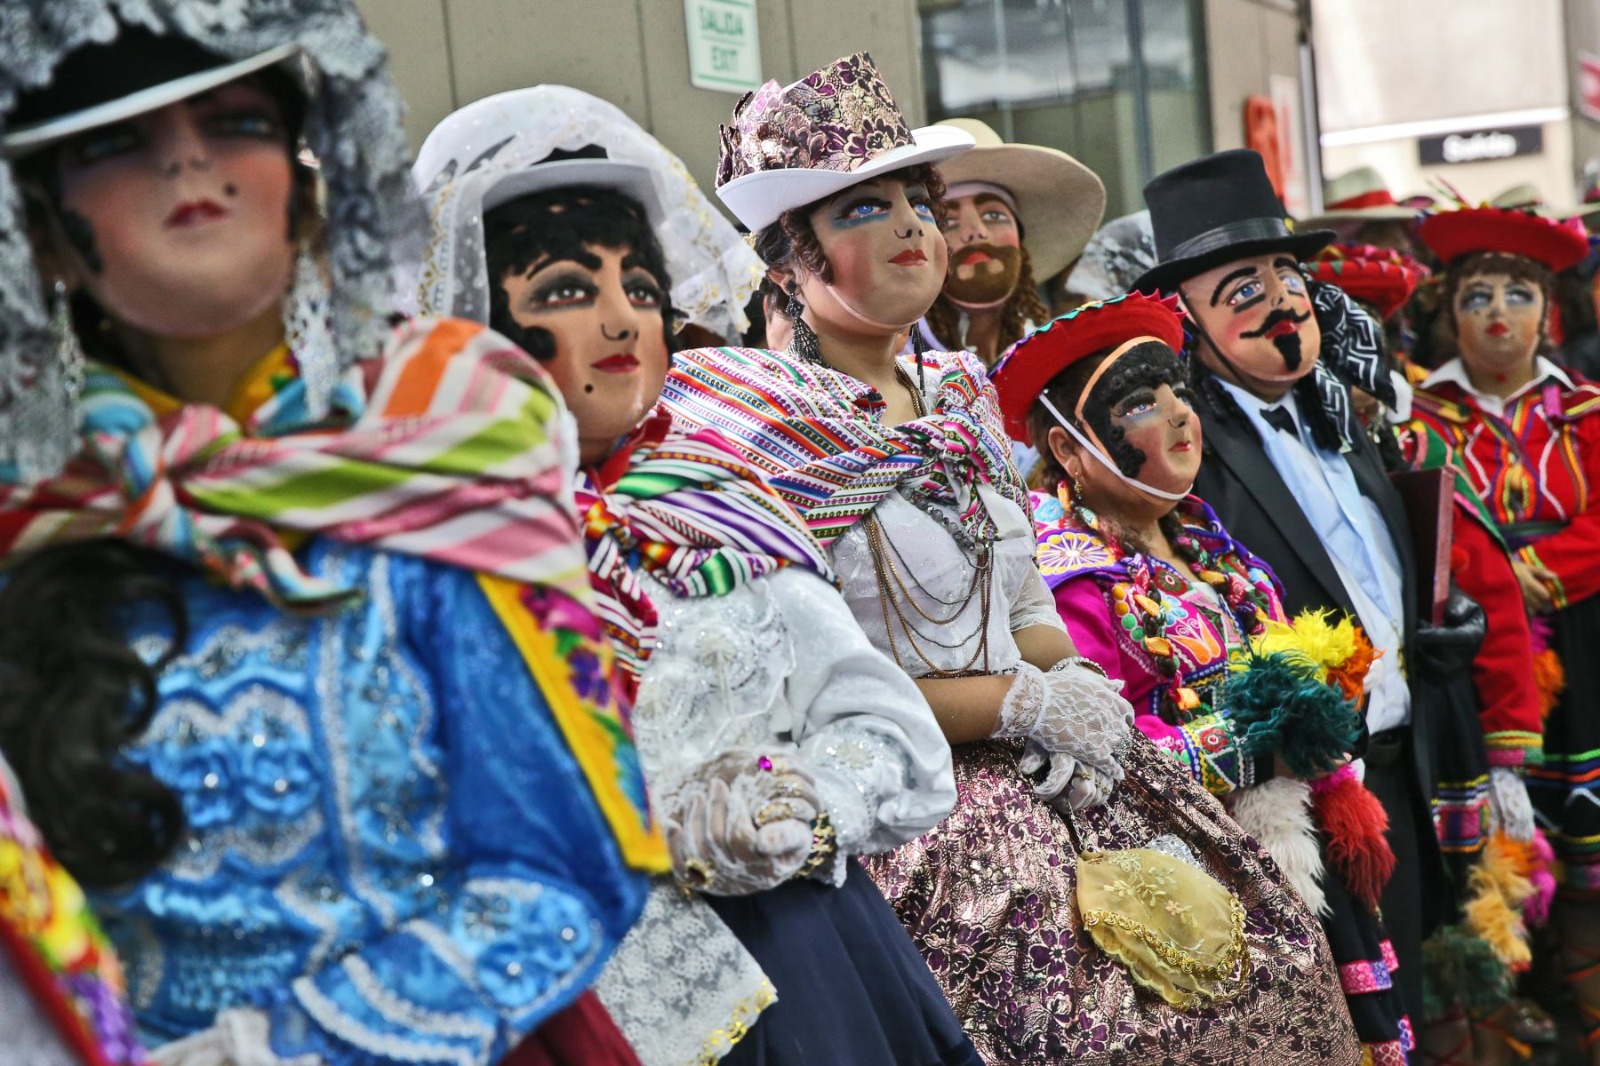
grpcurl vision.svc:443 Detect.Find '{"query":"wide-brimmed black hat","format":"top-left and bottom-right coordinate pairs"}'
top-left (1133, 149), bottom-right (1335, 295)
top-left (4, 25), bottom-right (299, 158)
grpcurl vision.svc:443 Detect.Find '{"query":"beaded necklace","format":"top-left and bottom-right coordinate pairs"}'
top-left (1068, 487), bottom-right (1269, 719)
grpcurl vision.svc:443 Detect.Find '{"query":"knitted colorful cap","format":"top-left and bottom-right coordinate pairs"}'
top-left (1304, 243), bottom-right (1430, 321)
top-left (990, 292), bottom-right (1186, 442)
top-left (1417, 205), bottom-right (1591, 273)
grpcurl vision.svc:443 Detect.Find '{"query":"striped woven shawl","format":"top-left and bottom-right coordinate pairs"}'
top-left (576, 408), bottom-right (831, 686)
top-left (0, 317), bottom-right (590, 610)
top-left (661, 346), bottom-right (1029, 546)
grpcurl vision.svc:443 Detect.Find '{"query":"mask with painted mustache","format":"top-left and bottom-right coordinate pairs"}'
top-left (944, 242), bottom-right (1023, 308)
top-left (1239, 307), bottom-right (1313, 371)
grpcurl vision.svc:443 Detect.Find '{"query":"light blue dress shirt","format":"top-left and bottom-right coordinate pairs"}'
top-left (1216, 380), bottom-right (1412, 733)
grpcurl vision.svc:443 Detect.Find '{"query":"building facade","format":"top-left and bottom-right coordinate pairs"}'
top-left (359, 0), bottom-right (1311, 238)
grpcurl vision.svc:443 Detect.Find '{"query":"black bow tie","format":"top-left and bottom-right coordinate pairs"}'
top-left (1261, 405), bottom-right (1297, 436)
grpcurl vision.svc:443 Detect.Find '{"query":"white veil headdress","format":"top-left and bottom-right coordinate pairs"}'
top-left (410, 86), bottom-right (763, 343)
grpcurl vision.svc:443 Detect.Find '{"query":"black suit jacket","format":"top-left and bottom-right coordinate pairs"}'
top-left (1189, 377), bottom-right (1436, 798)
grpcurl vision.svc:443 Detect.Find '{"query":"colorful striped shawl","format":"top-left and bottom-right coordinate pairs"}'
top-left (0, 318), bottom-right (589, 610)
top-left (661, 346), bottom-right (1029, 545)
top-left (576, 408), bottom-right (831, 686)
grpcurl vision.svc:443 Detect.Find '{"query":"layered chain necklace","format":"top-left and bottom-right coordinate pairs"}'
top-left (862, 362), bottom-right (995, 678)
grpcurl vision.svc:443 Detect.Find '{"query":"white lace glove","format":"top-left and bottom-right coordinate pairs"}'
top-left (151, 1009), bottom-right (321, 1066)
top-left (1017, 739), bottom-right (1119, 810)
top-left (1488, 766), bottom-right (1535, 843)
top-left (662, 749), bottom-right (820, 896)
top-left (1001, 660), bottom-right (1133, 805)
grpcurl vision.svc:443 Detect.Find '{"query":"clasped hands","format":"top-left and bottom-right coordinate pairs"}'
top-left (662, 748), bottom-right (822, 895)
top-left (998, 658), bottom-right (1134, 811)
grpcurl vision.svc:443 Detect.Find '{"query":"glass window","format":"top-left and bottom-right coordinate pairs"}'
top-left (920, 0), bottom-right (1210, 226)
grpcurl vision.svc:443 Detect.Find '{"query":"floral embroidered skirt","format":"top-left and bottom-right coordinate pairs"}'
top-left (861, 735), bottom-right (1362, 1065)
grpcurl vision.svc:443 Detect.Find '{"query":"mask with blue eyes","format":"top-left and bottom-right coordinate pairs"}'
top-left (1040, 339), bottom-right (1198, 503)
top-left (1184, 254), bottom-right (1322, 386)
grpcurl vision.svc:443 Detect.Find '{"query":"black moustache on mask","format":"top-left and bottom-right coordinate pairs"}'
top-left (1240, 308), bottom-right (1310, 371)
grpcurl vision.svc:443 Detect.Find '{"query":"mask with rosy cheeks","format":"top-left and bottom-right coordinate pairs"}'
top-left (1181, 253), bottom-right (1322, 388)
top-left (50, 79), bottom-right (297, 341)
top-left (498, 244), bottom-right (669, 465)
top-left (1452, 271), bottom-right (1545, 378)
top-left (941, 192), bottom-right (1023, 309)
top-left (795, 176), bottom-right (948, 333)
top-left (1043, 339), bottom-right (1200, 507)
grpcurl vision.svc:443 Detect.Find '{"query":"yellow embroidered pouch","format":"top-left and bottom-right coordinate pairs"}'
top-left (1075, 845), bottom-right (1248, 1010)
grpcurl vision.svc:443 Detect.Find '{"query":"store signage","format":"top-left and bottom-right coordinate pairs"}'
top-left (1580, 53), bottom-right (1600, 123)
top-left (1418, 125), bottom-right (1543, 165)
top-left (685, 0), bottom-right (761, 94)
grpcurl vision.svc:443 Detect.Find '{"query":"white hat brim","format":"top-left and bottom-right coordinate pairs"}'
top-left (482, 159), bottom-right (667, 229)
top-left (717, 124), bottom-right (976, 233)
top-left (1298, 205), bottom-right (1420, 228)
top-left (936, 143), bottom-right (1107, 279)
top-left (4, 43), bottom-right (302, 159)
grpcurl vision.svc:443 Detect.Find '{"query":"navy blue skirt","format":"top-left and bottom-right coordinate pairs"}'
top-left (706, 859), bottom-right (980, 1066)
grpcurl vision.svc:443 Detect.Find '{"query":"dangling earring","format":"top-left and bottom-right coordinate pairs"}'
top-left (785, 290), bottom-right (822, 364)
top-left (51, 280), bottom-right (85, 405)
top-left (283, 240), bottom-right (338, 419)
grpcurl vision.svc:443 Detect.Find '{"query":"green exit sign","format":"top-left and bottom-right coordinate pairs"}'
top-left (685, 0), bottom-right (762, 93)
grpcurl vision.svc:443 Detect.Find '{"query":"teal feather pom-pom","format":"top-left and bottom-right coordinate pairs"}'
top-left (1225, 649), bottom-right (1364, 778)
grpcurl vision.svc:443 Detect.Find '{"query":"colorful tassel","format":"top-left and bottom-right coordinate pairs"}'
top-left (1421, 925), bottom-right (1515, 1022)
top-left (1226, 652), bottom-right (1364, 778)
top-left (1311, 767), bottom-right (1396, 909)
top-left (1462, 832), bottom-right (1536, 972)
top-left (1531, 648), bottom-right (1565, 720)
top-left (1524, 830), bottom-right (1557, 926)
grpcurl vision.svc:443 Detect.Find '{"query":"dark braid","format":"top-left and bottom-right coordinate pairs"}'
top-left (0, 541), bottom-right (187, 887)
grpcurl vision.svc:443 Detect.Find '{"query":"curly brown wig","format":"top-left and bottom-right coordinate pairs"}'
top-left (923, 244), bottom-right (1052, 365)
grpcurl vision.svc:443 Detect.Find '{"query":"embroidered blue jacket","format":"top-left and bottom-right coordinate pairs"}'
top-left (97, 542), bottom-right (647, 1064)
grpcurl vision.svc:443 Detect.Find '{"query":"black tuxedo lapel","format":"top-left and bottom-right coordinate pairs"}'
top-left (1198, 406), bottom-right (1357, 617)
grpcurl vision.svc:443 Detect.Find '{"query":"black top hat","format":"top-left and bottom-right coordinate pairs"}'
top-left (1133, 149), bottom-right (1335, 295)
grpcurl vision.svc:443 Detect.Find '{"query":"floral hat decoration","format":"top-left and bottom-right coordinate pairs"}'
top-left (714, 52), bottom-right (975, 233)
top-left (990, 291), bottom-right (1188, 443)
top-left (1304, 243), bottom-right (1430, 322)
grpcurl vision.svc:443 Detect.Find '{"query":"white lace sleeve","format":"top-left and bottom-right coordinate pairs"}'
top-left (768, 568), bottom-right (958, 865)
top-left (1010, 559), bottom-right (1069, 634)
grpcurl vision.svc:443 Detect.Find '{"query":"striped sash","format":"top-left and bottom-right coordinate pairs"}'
top-left (0, 317), bottom-right (590, 611)
top-left (576, 409), bottom-right (831, 684)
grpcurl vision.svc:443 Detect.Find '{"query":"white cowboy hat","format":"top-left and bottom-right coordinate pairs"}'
top-left (1298, 166), bottom-right (1418, 229)
top-left (714, 52), bottom-right (975, 234)
top-left (932, 118), bottom-right (1107, 280)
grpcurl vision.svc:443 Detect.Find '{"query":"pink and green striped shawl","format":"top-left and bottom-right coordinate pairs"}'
top-left (661, 346), bottom-right (1029, 546)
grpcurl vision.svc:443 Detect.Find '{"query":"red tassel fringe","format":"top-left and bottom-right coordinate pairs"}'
top-left (1313, 771), bottom-right (1397, 909)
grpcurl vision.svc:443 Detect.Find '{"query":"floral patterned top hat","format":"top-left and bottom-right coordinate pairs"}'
top-left (715, 51), bottom-right (975, 233)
